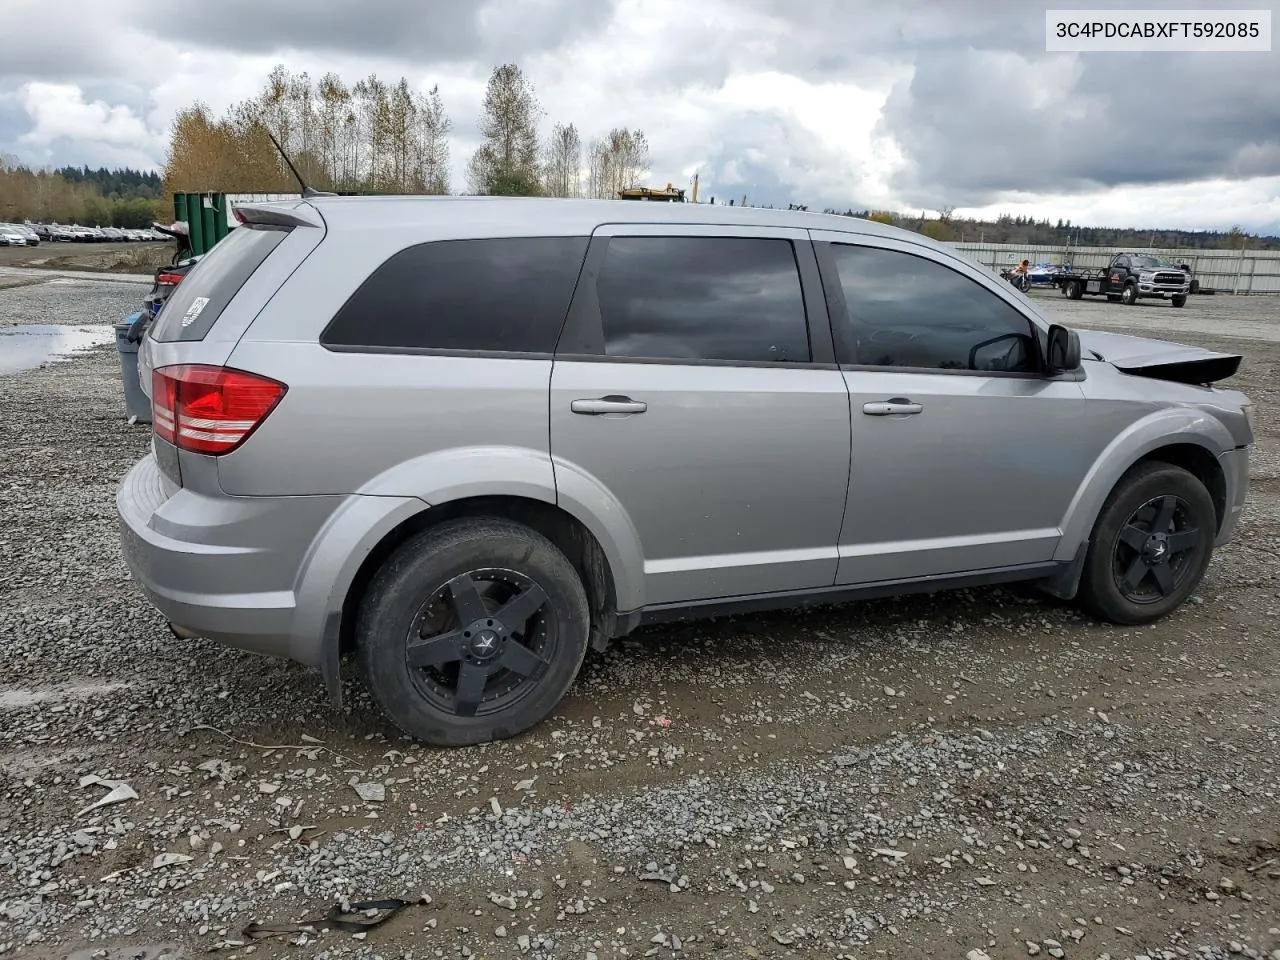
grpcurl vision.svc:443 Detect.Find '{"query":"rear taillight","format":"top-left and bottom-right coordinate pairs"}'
top-left (152, 364), bottom-right (286, 455)
top-left (156, 272), bottom-right (184, 286)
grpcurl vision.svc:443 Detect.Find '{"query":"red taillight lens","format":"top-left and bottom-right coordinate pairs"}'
top-left (156, 272), bottom-right (184, 285)
top-left (151, 364), bottom-right (287, 455)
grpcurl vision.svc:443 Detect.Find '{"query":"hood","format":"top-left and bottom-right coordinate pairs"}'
top-left (1077, 329), bottom-right (1241, 385)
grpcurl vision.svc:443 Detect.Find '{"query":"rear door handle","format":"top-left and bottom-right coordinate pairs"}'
top-left (571, 396), bottom-right (648, 416)
top-left (862, 398), bottom-right (923, 416)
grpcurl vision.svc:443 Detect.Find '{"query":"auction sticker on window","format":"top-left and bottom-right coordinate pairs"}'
top-left (180, 297), bottom-right (210, 328)
top-left (1046, 9), bottom-right (1271, 51)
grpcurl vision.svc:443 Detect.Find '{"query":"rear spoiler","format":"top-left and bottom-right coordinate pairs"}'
top-left (232, 201), bottom-right (323, 230)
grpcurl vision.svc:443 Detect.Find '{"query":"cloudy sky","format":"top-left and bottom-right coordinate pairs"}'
top-left (1, 0), bottom-right (1277, 233)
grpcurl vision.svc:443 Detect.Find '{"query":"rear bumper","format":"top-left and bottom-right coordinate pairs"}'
top-left (117, 454), bottom-right (426, 669)
top-left (117, 455), bottom-right (342, 664)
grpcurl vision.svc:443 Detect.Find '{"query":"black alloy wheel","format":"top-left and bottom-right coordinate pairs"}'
top-left (406, 568), bottom-right (556, 718)
top-left (1110, 495), bottom-right (1201, 604)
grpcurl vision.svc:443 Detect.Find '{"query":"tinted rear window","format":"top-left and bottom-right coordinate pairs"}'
top-left (150, 225), bottom-right (290, 342)
top-left (320, 236), bottom-right (589, 354)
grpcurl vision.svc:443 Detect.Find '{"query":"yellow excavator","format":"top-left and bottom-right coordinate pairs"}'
top-left (617, 182), bottom-right (686, 202)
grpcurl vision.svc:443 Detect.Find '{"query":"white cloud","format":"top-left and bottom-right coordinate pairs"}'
top-left (15, 82), bottom-right (159, 169)
top-left (956, 177), bottom-right (1280, 235)
top-left (0, 0), bottom-right (1276, 232)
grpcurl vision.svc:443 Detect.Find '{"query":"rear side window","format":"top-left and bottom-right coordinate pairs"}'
top-left (320, 236), bottom-right (590, 354)
top-left (150, 225), bottom-right (290, 342)
top-left (595, 236), bottom-right (810, 363)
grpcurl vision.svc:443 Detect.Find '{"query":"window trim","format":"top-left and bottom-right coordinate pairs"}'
top-left (555, 228), bottom-right (837, 369)
top-left (317, 234), bottom-right (590, 357)
top-left (813, 238), bottom-right (1064, 380)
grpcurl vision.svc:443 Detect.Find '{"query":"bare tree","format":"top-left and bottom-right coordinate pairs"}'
top-left (468, 63), bottom-right (542, 195)
top-left (541, 122), bottom-right (581, 198)
top-left (414, 85), bottom-right (451, 194)
top-left (584, 127), bottom-right (649, 198)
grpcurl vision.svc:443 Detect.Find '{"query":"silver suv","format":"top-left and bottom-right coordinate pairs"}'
top-left (117, 198), bottom-right (1253, 746)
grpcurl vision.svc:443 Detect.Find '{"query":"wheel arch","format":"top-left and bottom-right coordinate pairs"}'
top-left (1043, 425), bottom-right (1229, 600)
top-left (335, 495), bottom-right (628, 687)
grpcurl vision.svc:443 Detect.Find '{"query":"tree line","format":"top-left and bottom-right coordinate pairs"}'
top-left (162, 63), bottom-right (652, 201)
top-left (820, 208), bottom-right (1277, 250)
top-left (0, 158), bottom-right (162, 227)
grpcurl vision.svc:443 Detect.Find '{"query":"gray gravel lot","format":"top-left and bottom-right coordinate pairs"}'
top-left (0, 280), bottom-right (1277, 960)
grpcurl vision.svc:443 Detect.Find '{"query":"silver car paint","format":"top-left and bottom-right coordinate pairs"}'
top-left (116, 197), bottom-right (1253, 679)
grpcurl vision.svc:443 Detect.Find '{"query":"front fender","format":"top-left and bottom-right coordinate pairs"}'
top-left (1054, 408), bottom-right (1234, 562)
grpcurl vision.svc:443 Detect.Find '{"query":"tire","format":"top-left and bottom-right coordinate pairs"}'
top-left (1077, 462), bottom-right (1216, 626)
top-left (1066, 280), bottom-right (1084, 300)
top-left (1172, 295), bottom-right (1187, 308)
top-left (357, 517), bottom-right (590, 747)
top-left (1120, 283), bottom-right (1138, 305)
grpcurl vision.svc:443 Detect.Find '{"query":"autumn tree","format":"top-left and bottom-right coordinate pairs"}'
top-left (468, 63), bottom-right (542, 196)
top-left (541, 122), bottom-right (581, 198)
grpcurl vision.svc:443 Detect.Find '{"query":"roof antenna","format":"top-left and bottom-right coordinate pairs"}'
top-left (262, 125), bottom-right (335, 199)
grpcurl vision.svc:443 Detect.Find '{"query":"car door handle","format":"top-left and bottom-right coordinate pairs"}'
top-left (571, 396), bottom-right (648, 416)
top-left (862, 398), bottom-right (923, 416)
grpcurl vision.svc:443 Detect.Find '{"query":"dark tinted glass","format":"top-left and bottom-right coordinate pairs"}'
top-left (829, 244), bottom-right (1037, 372)
top-left (596, 237), bottom-right (810, 363)
top-left (150, 225), bottom-right (289, 343)
top-left (321, 236), bottom-right (589, 353)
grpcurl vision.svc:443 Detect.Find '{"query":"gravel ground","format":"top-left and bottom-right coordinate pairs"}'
top-left (1, 281), bottom-right (1277, 960)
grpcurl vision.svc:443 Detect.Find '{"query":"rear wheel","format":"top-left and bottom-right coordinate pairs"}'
top-left (1077, 463), bottom-right (1215, 625)
top-left (1120, 283), bottom-right (1138, 305)
top-left (1172, 295), bottom-right (1187, 308)
top-left (1066, 279), bottom-right (1084, 300)
top-left (358, 518), bottom-right (590, 746)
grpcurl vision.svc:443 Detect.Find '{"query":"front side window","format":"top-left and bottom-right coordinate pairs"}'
top-left (595, 236), bottom-right (811, 363)
top-left (827, 243), bottom-right (1038, 373)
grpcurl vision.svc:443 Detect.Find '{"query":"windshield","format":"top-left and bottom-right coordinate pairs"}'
top-left (1131, 255), bottom-right (1177, 268)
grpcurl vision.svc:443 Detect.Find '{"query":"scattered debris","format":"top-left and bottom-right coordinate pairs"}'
top-left (76, 775), bottom-right (137, 817)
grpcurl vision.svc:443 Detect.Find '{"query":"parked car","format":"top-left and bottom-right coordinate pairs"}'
top-left (9, 222), bottom-right (41, 245)
top-left (32, 222), bottom-right (53, 240)
top-left (0, 224), bottom-right (29, 245)
top-left (117, 198), bottom-right (1254, 747)
top-left (50, 224), bottom-right (76, 242)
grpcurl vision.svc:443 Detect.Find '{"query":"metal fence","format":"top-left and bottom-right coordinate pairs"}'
top-left (947, 242), bottom-right (1280, 295)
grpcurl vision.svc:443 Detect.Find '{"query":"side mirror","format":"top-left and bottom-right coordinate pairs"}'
top-left (1046, 324), bottom-right (1081, 374)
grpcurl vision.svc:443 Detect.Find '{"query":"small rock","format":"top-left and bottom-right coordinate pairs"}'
top-left (494, 926), bottom-right (507, 938)
top-left (488, 893), bottom-right (518, 910)
top-left (352, 782), bottom-right (385, 803)
top-left (1026, 943), bottom-right (1041, 956)
top-left (967, 951), bottom-right (992, 960)
top-left (258, 782), bottom-right (280, 794)
top-left (883, 686), bottom-right (897, 697)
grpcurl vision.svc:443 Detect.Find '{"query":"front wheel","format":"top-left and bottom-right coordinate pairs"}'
top-left (357, 518), bottom-right (590, 746)
top-left (1172, 295), bottom-right (1187, 308)
top-left (1120, 283), bottom-right (1138, 305)
top-left (1077, 463), bottom-right (1216, 625)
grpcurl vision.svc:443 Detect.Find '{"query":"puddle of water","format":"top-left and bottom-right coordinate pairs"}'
top-left (0, 680), bottom-right (129, 710)
top-left (0, 323), bottom-right (114, 374)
